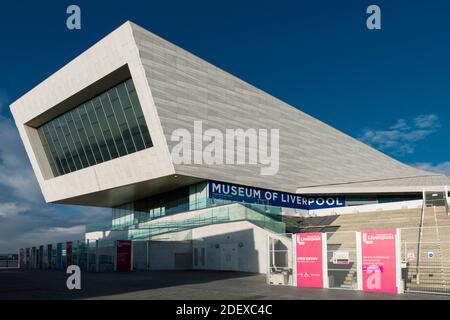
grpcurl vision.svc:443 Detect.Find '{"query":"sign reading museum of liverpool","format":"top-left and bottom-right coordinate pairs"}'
top-left (208, 180), bottom-right (345, 210)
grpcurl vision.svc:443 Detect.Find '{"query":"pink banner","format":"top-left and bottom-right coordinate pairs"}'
top-left (361, 229), bottom-right (398, 294)
top-left (116, 240), bottom-right (132, 272)
top-left (19, 248), bottom-right (25, 269)
top-left (295, 232), bottom-right (323, 288)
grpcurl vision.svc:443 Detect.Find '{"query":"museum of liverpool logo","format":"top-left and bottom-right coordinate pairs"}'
top-left (170, 121), bottom-right (279, 175)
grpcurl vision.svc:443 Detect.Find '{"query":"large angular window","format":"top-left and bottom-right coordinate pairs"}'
top-left (38, 79), bottom-right (153, 177)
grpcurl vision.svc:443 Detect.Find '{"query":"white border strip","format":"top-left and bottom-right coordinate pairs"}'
top-left (356, 232), bottom-right (363, 291)
top-left (396, 228), bottom-right (403, 294)
top-left (322, 233), bottom-right (329, 288)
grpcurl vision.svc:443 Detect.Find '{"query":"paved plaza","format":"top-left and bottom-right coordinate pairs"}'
top-left (0, 269), bottom-right (449, 300)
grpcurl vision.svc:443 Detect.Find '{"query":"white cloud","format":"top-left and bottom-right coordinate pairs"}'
top-left (414, 114), bottom-right (440, 129)
top-left (0, 113), bottom-right (110, 253)
top-left (0, 115), bottom-right (45, 203)
top-left (359, 114), bottom-right (441, 156)
top-left (412, 162), bottom-right (450, 176)
top-left (0, 202), bottom-right (30, 217)
top-left (389, 118), bottom-right (409, 130)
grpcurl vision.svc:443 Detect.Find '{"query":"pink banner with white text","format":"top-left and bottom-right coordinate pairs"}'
top-left (116, 240), bottom-right (132, 272)
top-left (361, 229), bottom-right (398, 294)
top-left (295, 232), bottom-right (323, 288)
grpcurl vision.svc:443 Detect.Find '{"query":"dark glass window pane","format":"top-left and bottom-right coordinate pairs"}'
top-left (107, 90), bottom-right (129, 156)
top-left (92, 97), bottom-right (118, 159)
top-left (47, 122), bottom-right (70, 174)
top-left (65, 111), bottom-right (89, 168)
top-left (73, 109), bottom-right (96, 166)
top-left (54, 119), bottom-right (76, 172)
top-left (114, 87), bottom-right (137, 153)
top-left (41, 126), bottom-right (65, 175)
top-left (86, 101), bottom-right (111, 162)
top-left (100, 92), bottom-right (127, 157)
top-left (126, 80), bottom-right (153, 148)
top-left (38, 128), bottom-right (59, 176)
top-left (79, 104), bottom-right (103, 164)
top-left (60, 116), bottom-right (82, 171)
top-left (117, 83), bottom-right (145, 151)
top-left (37, 78), bottom-right (153, 178)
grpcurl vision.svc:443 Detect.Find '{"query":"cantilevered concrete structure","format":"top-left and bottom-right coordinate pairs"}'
top-left (10, 21), bottom-right (449, 209)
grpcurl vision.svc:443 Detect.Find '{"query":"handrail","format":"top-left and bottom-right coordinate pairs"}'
top-left (445, 186), bottom-right (449, 217)
top-left (88, 203), bottom-right (286, 241)
top-left (416, 192), bottom-right (426, 284)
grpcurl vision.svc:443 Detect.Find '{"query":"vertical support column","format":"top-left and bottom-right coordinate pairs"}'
top-left (445, 186), bottom-right (449, 217)
top-left (86, 239), bottom-right (90, 272)
top-left (396, 228), bottom-right (403, 294)
top-left (291, 234), bottom-right (296, 287)
top-left (146, 240), bottom-right (150, 271)
top-left (403, 241), bottom-right (407, 262)
top-left (356, 232), bottom-right (362, 291)
top-left (266, 234), bottom-right (271, 285)
top-left (31, 247), bottom-right (35, 269)
top-left (322, 233), bottom-right (329, 289)
top-left (131, 241), bottom-right (134, 272)
top-left (95, 240), bottom-right (99, 273)
top-left (189, 184), bottom-right (197, 211)
top-left (417, 189), bottom-right (426, 284)
top-left (113, 241), bottom-right (117, 272)
top-left (77, 240), bottom-right (80, 266)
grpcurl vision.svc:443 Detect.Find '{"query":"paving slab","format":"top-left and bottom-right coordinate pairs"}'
top-left (0, 269), bottom-right (448, 300)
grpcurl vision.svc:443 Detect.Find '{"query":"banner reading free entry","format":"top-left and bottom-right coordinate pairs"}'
top-left (295, 232), bottom-right (323, 288)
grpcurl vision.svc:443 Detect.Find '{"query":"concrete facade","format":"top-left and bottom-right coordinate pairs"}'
top-left (133, 220), bottom-right (273, 273)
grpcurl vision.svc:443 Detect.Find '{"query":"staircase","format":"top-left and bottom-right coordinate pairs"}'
top-left (288, 208), bottom-right (422, 290)
top-left (285, 208), bottom-right (422, 233)
top-left (284, 201), bottom-right (450, 294)
top-left (326, 231), bottom-right (358, 289)
top-left (405, 205), bottom-right (450, 294)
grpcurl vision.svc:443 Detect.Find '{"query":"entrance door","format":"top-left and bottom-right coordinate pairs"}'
top-left (220, 243), bottom-right (238, 271)
top-left (326, 231), bottom-right (358, 290)
top-left (193, 246), bottom-right (206, 269)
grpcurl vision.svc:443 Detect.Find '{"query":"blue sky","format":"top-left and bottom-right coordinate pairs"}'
top-left (0, 0), bottom-right (449, 252)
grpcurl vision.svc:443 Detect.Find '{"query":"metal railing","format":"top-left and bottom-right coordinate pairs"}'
top-left (123, 203), bottom-right (286, 240)
top-left (0, 259), bottom-right (19, 268)
top-left (415, 193), bottom-right (426, 284)
top-left (21, 203), bottom-right (286, 271)
top-left (401, 224), bottom-right (450, 295)
top-left (445, 186), bottom-right (449, 217)
top-left (86, 199), bottom-right (283, 234)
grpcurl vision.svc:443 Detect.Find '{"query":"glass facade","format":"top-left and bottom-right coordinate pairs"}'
top-left (112, 186), bottom-right (191, 228)
top-left (107, 181), bottom-right (283, 233)
top-left (37, 79), bottom-right (153, 177)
